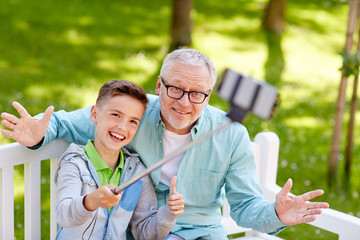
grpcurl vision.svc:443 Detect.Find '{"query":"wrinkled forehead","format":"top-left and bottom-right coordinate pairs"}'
top-left (167, 62), bottom-right (213, 90)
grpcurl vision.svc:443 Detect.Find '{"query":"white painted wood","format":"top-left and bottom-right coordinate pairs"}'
top-left (0, 167), bottom-right (14, 240)
top-left (50, 158), bottom-right (58, 240)
top-left (0, 139), bottom-right (69, 240)
top-left (0, 139), bottom-right (70, 168)
top-left (24, 162), bottom-right (41, 240)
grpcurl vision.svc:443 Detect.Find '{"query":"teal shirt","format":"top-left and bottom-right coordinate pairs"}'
top-left (41, 94), bottom-right (286, 239)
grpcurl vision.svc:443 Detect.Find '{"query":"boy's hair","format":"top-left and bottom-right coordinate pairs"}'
top-left (96, 80), bottom-right (148, 109)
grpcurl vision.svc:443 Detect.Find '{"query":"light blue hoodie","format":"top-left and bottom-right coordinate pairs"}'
top-left (55, 143), bottom-right (176, 240)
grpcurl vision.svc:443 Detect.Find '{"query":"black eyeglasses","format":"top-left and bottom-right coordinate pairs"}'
top-left (160, 77), bottom-right (211, 104)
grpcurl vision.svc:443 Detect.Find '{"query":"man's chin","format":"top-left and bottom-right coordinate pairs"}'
top-left (168, 120), bottom-right (196, 133)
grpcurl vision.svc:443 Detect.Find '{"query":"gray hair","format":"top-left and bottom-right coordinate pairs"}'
top-left (160, 48), bottom-right (217, 87)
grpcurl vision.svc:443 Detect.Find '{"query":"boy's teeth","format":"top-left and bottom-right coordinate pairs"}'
top-left (111, 132), bottom-right (125, 140)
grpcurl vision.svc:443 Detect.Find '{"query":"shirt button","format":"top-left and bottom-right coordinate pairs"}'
top-left (128, 167), bottom-right (132, 170)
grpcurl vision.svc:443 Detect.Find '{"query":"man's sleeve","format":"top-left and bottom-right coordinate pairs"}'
top-left (32, 106), bottom-right (95, 149)
top-left (224, 124), bottom-right (286, 234)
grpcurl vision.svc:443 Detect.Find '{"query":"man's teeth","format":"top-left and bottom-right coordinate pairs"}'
top-left (111, 132), bottom-right (125, 140)
top-left (174, 109), bottom-right (188, 114)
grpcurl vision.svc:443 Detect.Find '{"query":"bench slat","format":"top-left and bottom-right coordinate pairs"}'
top-left (0, 167), bottom-right (15, 240)
top-left (50, 158), bottom-right (58, 240)
top-left (24, 162), bottom-right (41, 240)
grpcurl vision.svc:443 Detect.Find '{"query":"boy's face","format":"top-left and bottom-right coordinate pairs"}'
top-left (91, 95), bottom-right (145, 153)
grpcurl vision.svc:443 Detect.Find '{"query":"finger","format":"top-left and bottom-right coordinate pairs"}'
top-left (12, 101), bottom-right (30, 118)
top-left (168, 201), bottom-right (184, 209)
top-left (170, 176), bottom-right (177, 195)
top-left (168, 193), bottom-right (183, 202)
top-left (305, 209), bottom-right (323, 216)
top-left (1, 129), bottom-right (15, 139)
top-left (168, 197), bottom-right (184, 206)
top-left (306, 201), bottom-right (329, 209)
top-left (171, 209), bottom-right (184, 216)
top-left (41, 106), bottom-right (54, 125)
top-left (278, 178), bottom-right (293, 198)
top-left (302, 215), bottom-right (317, 223)
top-left (301, 189), bottom-right (324, 202)
top-left (2, 119), bottom-right (16, 130)
top-left (1, 113), bottom-right (19, 125)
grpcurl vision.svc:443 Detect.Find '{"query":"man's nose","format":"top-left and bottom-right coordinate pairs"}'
top-left (177, 93), bottom-right (191, 106)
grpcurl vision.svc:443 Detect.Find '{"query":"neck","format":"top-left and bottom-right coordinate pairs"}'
top-left (93, 142), bottom-right (120, 172)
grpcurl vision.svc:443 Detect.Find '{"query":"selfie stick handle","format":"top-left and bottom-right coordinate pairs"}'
top-left (112, 119), bottom-right (234, 194)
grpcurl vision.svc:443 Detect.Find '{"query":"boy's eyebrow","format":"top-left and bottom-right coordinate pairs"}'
top-left (110, 109), bottom-right (141, 122)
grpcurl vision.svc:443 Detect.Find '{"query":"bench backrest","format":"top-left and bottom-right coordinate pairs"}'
top-left (0, 139), bottom-right (70, 240)
top-left (1, 132), bottom-right (360, 240)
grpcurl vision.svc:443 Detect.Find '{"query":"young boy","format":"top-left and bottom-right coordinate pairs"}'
top-left (54, 80), bottom-right (184, 240)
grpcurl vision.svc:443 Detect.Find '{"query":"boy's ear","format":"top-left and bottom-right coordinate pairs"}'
top-left (155, 76), bottom-right (161, 95)
top-left (90, 105), bottom-right (97, 124)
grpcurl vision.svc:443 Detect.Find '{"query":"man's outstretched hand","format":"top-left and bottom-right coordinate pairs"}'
top-left (1, 101), bottom-right (53, 147)
top-left (275, 178), bottom-right (329, 226)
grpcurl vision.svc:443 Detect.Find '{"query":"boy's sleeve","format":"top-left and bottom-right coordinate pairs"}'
top-left (129, 174), bottom-right (176, 240)
top-left (32, 106), bottom-right (95, 149)
top-left (55, 157), bottom-right (94, 227)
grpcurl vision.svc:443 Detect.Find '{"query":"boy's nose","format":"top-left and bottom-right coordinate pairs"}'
top-left (117, 120), bottom-right (126, 130)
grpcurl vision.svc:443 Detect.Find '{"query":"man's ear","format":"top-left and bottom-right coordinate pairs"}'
top-left (90, 105), bottom-right (97, 124)
top-left (155, 76), bottom-right (161, 95)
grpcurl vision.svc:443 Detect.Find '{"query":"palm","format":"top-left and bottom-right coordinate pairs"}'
top-left (275, 178), bottom-right (329, 226)
top-left (276, 191), bottom-right (308, 225)
top-left (1, 102), bottom-right (53, 147)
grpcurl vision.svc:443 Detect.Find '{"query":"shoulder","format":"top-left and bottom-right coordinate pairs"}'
top-left (144, 94), bottom-right (160, 114)
top-left (59, 143), bottom-right (87, 164)
top-left (121, 147), bottom-right (146, 170)
top-left (201, 104), bottom-right (247, 133)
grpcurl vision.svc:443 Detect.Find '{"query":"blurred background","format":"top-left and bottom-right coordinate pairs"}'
top-left (0, 0), bottom-right (359, 239)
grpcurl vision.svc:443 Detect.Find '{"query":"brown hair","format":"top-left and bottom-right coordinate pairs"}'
top-left (96, 80), bottom-right (148, 109)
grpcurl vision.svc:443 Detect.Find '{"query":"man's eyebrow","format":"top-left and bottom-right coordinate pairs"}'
top-left (172, 80), bottom-right (209, 90)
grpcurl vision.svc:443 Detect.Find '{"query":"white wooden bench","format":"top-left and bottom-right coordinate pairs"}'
top-left (1, 132), bottom-right (360, 240)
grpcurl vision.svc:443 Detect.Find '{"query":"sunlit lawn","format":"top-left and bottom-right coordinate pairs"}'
top-left (0, 0), bottom-right (359, 239)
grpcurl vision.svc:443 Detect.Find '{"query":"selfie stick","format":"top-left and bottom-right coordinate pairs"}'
top-left (112, 119), bottom-right (233, 194)
top-left (112, 68), bottom-right (279, 194)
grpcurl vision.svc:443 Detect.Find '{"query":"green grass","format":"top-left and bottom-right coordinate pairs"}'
top-left (1, 0), bottom-right (359, 239)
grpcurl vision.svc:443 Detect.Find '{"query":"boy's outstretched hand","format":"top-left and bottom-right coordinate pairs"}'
top-left (83, 185), bottom-right (123, 211)
top-left (275, 178), bottom-right (329, 226)
top-left (1, 101), bottom-right (53, 147)
top-left (167, 176), bottom-right (184, 216)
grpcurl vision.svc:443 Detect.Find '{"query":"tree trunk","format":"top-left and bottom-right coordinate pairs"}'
top-left (262, 0), bottom-right (287, 35)
top-left (345, 71), bottom-right (359, 180)
top-left (170, 0), bottom-right (192, 51)
top-left (329, 0), bottom-right (358, 185)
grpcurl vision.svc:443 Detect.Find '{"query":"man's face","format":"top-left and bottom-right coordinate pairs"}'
top-left (91, 95), bottom-right (145, 155)
top-left (155, 62), bottom-right (213, 134)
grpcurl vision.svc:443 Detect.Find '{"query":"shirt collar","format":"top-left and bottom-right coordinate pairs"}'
top-left (83, 140), bottom-right (124, 171)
